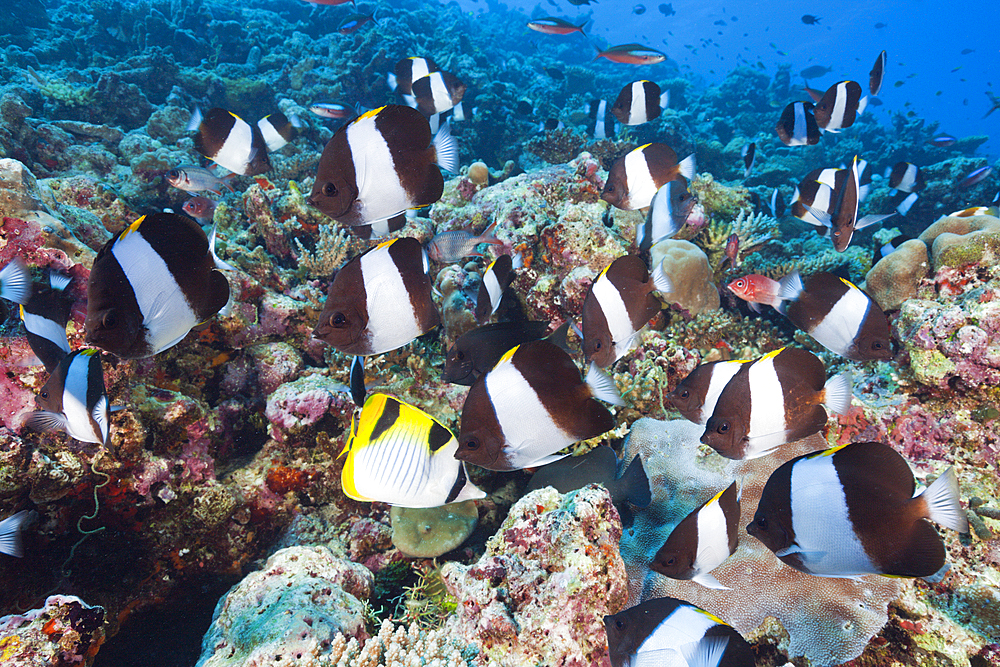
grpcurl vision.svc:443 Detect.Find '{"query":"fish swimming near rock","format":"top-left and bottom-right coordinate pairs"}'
top-left (638, 179), bottom-right (696, 252)
top-left (309, 101), bottom-right (356, 119)
top-left (525, 445), bottom-right (651, 512)
top-left (0, 510), bottom-right (35, 558)
top-left (778, 270), bottom-right (894, 360)
top-left (775, 101), bottom-right (820, 146)
top-left (309, 105), bottom-right (459, 227)
top-left (886, 161), bottom-right (925, 193)
top-left (182, 196), bottom-right (218, 224)
top-left (85, 213), bottom-right (231, 359)
top-left (19, 268), bottom-right (73, 372)
top-left (769, 187), bottom-right (786, 218)
top-left (611, 80), bottom-right (669, 126)
top-left (718, 233), bottom-right (740, 270)
top-left (586, 99), bottom-right (614, 139)
top-left (456, 339), bottom-right (623, 471)
top-left (872, 232), bottom-right (917, 266)
top-left (476, 253), bottom-right (522, 321)
top-left (190, 107), bottom-right (271, 176)
top-left (582, 254), bottom-right (672, 368)
top-left (257, 111), bottom-right (302, 152)
top-left (801, 156), bottom-right (893, 251)
top-left (814, 81), bottom-right (867, 132)
top-left (443, 320), bottom-right (553, 386)
top-left (408, 70), bottom-right (467, 117)
top-left (869, 50), bottom-right (886, 95)
top-left (427, 220), bottom-right (501, 263)
top-left (652, 481), bottom-right (740, 589)
top-left (927, 135), bottom-right (957, 148)
top-left (957, 165), bottom-right (993, 189)
top-left (604, 596), bottom-right (755, 667)
top-left (526, 17), bottom-right (587, 35)
top-left (749, 441), bottom-right (968, 578)
top-left (669, 359), bottom-right (748, 424)
top-left (340, 393), bottom-right (485, 508)
top-left (388, 56), bottom-right (439, 95)
top-left (337, 11), bottom-right (377, 34)
top-left (741, 142), bottom-right (755, 178)
top-left (166, 165), bottom-right (236, 195)
top-left (726, 273), bottom-right (784, 313)
top-left (800, 64), bottom-right (831, 79)
top-left (602, 143), bottom-right (696, 210)
top-left (594, 43), bottom-right (667, 65)
top-left (26, 348), bottom-right (110, 445)
top-left (701, 346), bottom-right (853, 460)
top-left (313, 237), bottom-right (439, 356)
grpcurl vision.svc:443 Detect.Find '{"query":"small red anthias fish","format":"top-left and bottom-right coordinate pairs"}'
top-left (719, 233), bottom-right (740, 270)
top-left (727, 274), bottom-right (783, 312)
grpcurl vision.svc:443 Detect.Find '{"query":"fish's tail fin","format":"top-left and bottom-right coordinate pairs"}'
top-left (208, 222), bottom-right (238, 273)
top-left (823, 371), bottom-right (853, 415)
top-left (585, 362), bottom-right (625, 406)
top-left (677, 153), bottom-right (697, 181)
top-left (448, 462), bottom-right (487, 504)
top-left (186, 107), bottom-right (203, 132)
top-left (919, 466), bottom-right (968, 533)
top-left (651, 260), bottom-right (673, 294)
top-left (777, 269), bottom-right (804, 302)
top-left (0, 509), bottom-right (36, 558)
top-left (0, 258), bottom-right (32, 305)
top-left (432, 121), bottom-right (459, 174)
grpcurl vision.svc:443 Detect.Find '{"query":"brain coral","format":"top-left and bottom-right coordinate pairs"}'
top-left (619, 418), bottom-right (901, 666)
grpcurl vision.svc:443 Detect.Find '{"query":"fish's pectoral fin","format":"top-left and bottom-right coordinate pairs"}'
top-left (691, 571), bottom-right (730, 590)
top-left (25, 410), bottom-right (69, 434)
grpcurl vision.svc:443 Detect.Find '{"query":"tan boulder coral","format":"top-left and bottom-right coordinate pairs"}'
top-left (441, 484), bottom-right (627, 667)
top-left (864, 238), bottom-right (930, 311)
top-left (390, 500), bottom-right (480, 558)
top-left (651, 239), bottom-right (721, 315)
top-left (918, 212), bottom-right (1000, 271)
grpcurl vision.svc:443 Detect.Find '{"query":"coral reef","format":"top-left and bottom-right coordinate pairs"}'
top-left (195, 546), bottom-right (373, 667)
top-left (441, 485), bottom-right (627, 667)
top-left (0, 595), bottom-right (106, 667)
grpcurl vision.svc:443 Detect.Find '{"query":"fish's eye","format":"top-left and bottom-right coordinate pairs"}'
top-left (665, 556), bottom-right (676, 566)
top-left (322, 182), bottom-right (338, 197)
top-left (679, 389), bottom-right (690, 399)
top-left (40, 390), bottom-right (48, 399)
top-left (594, 340), bottom-right (602, 350)
top-left (463, 437), bottom-right (479, 451)
top-left (102, 311), bottom-right (116, 328)
top-left (873, 340), bottom-right (884, 350)
top-left (735, 279), bottom-right (745, 288)
top-left (456, 351), bottom-right (465, 360)
top-left (615, 618), bottom-right (625, 631)
top-left (717, 421), bottom-right (730, 434)
top-left (605, 183), bottom-right (614, 192)
top-left (167, 169), bottom-right (179, 180)
top-left (756, 516), bottom-right (768, 530)
top-left (330, 312), bottom-right (347, 327)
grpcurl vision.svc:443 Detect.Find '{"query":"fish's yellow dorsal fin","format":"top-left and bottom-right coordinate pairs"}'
top-left (374, 238), bottom-right (397, 251)
top-left (810, 442), bottom-right (852, 459)
top-left (839, 277), bottom-right (861, 291)
top-left (119, 216), bottom-right (145, 241)
top-left (357, 106), bottom-right (386, 122)
top-left (496, 345), bottom-right (520, 367)
top-left (79, 348), bottom-right (98, 357)
top-left (695, 607), bottom-right (728, 626)
top-left (760, 346), bottom-right (786, 362)
top-left (706, 486), bottom-right (728, 507)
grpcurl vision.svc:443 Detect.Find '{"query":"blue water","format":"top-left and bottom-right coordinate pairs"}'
top-left (460, 0), bottom-right (999, 159)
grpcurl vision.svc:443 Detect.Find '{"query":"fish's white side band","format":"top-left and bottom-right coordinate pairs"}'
top-left (790, 103), bottom-right (809, 145)
top-left (112, 229), bottom-right (199, 356)
top-left (483, 267), bottom-right (504, 315)
top-left (21, 311), bottom-right (70, 353)
top-left (696, 361), bottom-right (743, 425)
top-left (808, 284), bottom-right (869, 358)
top-left (486, 359), bottom-right (574, 469)
top-left (62, 353), bottom-right (104, 444)
top-left (360, 246), bottom-right (423, 355)
top-left (348, 113), bottom-right (413, 222)
top-left (591, 271), bottom-right (638, 365)
top-left (744, 355), bottom-right (787, 456)
top-left (639, 605), bottom-right (714, 654)
top-left (258, 116), bottom-right (288, 152)
top-left (790, 454), bottom-right (877, 576)
top-left (211, 115), bottom-right (254, 175)
top-left (628, 81), bottom-right (649, 125)
top-left (427, 72), bottom-right (456, 113)
top-left (625, 148), bottom-right (658, 210)
top-left (693, 493), bottom-right (732, 575)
